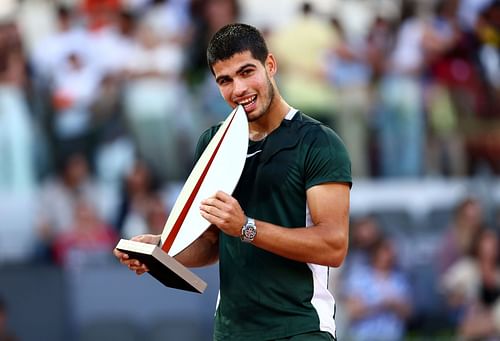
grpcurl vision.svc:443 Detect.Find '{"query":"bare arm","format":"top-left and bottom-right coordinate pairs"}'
top-left (200, 182), bottom-right (350, 267)
top-left (174, 225), bottom-right (219, 267)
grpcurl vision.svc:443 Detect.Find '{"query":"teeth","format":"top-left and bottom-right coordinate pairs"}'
top-left (239, 96), bottom-right (256, 105)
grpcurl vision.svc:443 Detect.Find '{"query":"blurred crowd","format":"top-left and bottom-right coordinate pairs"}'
top-left (0, 0), bottom-right (499, 339)
top-left (337, 196), bottom-right (500, 340)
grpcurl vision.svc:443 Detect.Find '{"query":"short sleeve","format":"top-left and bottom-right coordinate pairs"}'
top-left (193, 124), bottom-right (221, 164)
top-left (303, 125), bottom-right (352, 189)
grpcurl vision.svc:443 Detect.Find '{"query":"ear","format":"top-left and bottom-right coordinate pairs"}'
top-left (265, 53), bottom-right (277, 77)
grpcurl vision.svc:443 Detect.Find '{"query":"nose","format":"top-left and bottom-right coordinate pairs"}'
top-left (233, 78), bottom-right (248, 97)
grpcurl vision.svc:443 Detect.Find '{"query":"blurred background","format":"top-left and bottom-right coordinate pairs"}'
top-left (0, 0), bottom-right (499, 340)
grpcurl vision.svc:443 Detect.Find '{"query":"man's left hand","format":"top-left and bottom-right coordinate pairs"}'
top-left (200, 191), bottom-right (246, 237)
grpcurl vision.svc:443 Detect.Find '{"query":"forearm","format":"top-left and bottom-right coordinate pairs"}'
top-left (174, 226), bottom-right (219, 267)
top-left (251, 220), bottom-right (348, 267)
top-left (199, 184), bottom-right (350, 267)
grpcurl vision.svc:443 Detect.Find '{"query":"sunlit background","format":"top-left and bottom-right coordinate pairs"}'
top-left (0, 0), bottom-right (499, 340)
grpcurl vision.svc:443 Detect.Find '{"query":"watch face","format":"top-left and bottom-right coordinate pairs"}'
top-left (244, 226), bottom-right (256, 240)
top-left (241, 218), bottom-right (256, 242)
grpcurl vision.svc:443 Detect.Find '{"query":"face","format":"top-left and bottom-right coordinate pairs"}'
top-left (373, 241), bottom-right (395, 271)
top-left (461, 200), bottom-right (483, 228)
top-left (477, 230), bottom-right (498, 262)
top-left (212, 51), bottom-right (277, 122)
top-left (353, 218), bottom-right (380, 249)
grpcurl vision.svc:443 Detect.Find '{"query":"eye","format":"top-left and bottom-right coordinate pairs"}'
top-left (241, 69), bottom-right (254, 76)
top-left (218, 78), bottom-right (230, 86)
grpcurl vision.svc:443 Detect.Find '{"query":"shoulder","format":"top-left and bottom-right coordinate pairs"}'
top-left (199, 122), bottom-right (223, 143)
top-left (195, 122), bottom-right (223, 153)
top-left (293, 112), bottom-right (349, 157)
top-left (292, 112), bottom-right (345, 144)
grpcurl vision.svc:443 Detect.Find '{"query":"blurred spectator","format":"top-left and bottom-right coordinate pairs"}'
top-left (437, 197), bottom-right (485, 274)
top-left (89, 71), bottom-right (126, 152)
top-left (341, 215), bottom-right (382, 278)
top-left (186, 0), bottom-right (239, 128)
top-left (375, 1), bottom-right (426, 177)
top-left (268, 1), bottom-right (339, 126)
top-left (31, 6), bottom-right (88, 81)
top-left (122, 192), bottom-right (170, 238)
top-left (325, 17), bottom-right (373, 177)
top-left (80, 1), bottom-right (134, 81)
top-left (425, 0), bottom-right (498, 175)
top-left (186, 0), bottom-right (240, 84)
top-left (115, 159), bottom-right (159, 237)
top-left (93, 95), bottom-right (135, 188)
top-left (458, 0), bottom-right (495, 32)
top-left (366, 15), bottom-right (397, 84)
top-left (0, 297), bottom-right (17, 341)
top-left (88, 10), bottom-right (136, 187)
top-left (363, 15), bottom-right (397, 176)
top-left (0, 21), bottom-right (36, 192)
top-left (29, 5), bottom-right (86, 174)
top-left (465, 0), bottom-right (500, 174)
top-left (424, 0), bottom-right (467, 177)
top-left (99, 9), bottom-right (138, 76)
top-left (52, 198), bottom-right (118, 268)
top-left (144, 193), bottom-right (169, 235)
top-left (50, 51), bottom-right (101, 162)
top-left (141, 0), bottom-right (191, 45)
top-left (42, 6), bottom-right (139, 168)
top-left (35, 152), bottom-right (102, 262)
top-left (476, 1), bottom-right (500, 92)
top-left (440, 228), bottom-right (500, 338)
top-left (343, 237), bottom-right (413, 341)
top-left (122, 20), bottom-right (192, 180)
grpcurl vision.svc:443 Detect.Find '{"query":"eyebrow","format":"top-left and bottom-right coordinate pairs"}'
top-left (215, 63), bottom-right (257, 84)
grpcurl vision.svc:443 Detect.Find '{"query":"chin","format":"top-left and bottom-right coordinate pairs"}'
top-left (246, 112), bottom-right (262, 122)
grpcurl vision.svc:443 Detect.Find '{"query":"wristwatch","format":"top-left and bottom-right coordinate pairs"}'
top-left (240, 217), bottom-right (257, 243)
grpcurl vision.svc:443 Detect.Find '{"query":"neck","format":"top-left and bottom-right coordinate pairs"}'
top-left (249, 97), bottom-right (290, 141)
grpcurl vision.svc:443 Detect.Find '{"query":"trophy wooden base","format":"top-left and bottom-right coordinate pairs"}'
top-left (116, 239), bottom-right (207, 293)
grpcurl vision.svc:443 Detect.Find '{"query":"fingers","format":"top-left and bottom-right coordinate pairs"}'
top-left (214, 190), bottom-right (231, 202)
top-left (201, 196), bottom-right (230, 211)
top-left (200, 209), bottom-right (225, 226)
top-left (127, 260), bottom-right (149, 274)
top-left (131, 234), bottom-right (160, 245)
top-left (124, 258), bottom-right (150, 274)
top-left (200, 201), bottom-right (230, 218)
top-left (200, 191), bottom-right (239, 217)
top-left (113, 248), bottom-right (129, 262)
top-left (200, 196), bottom-right (232, 225)
top-left (113, 248), bottom-right (149, 274)
top-left (113, 234), bottom-right (160, 276)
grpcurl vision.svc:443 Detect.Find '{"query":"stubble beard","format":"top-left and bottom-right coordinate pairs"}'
top-left (248, 77), bottom-right (275, 123)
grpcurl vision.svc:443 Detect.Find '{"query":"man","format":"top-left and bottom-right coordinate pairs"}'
top-left (114, 23), bottom-right (351, 341)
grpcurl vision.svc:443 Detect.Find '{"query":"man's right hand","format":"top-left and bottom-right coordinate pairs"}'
top-left (113, 234), bottom-right (161, 275)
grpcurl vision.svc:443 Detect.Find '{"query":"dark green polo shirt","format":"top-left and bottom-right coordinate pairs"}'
top-left (194, 110), bottom-right (351, 341)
